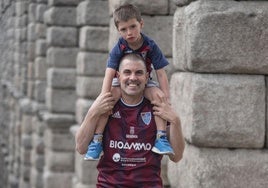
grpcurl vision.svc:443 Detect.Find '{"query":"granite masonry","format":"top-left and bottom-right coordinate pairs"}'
top-left (0, 0), bottom-right (267, 188)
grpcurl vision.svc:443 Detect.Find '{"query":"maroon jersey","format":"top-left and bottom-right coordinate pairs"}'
top-left (96, 98), bottom-right (163, 188)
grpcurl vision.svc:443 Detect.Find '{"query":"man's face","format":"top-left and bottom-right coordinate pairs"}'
top-left (117, 58), bottom-right (148, 98)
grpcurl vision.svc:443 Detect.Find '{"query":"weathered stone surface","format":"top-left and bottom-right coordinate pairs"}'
top-left (47, 68), bottom-right (76, 89)
top-left (79, 26), bottom-right (109, 52)
top-left (34, 80), bottom-right (46, 103)
top-left (48, 0), bottom-right (80, 6)
top-left (34, 57), bottom-right (47, 80)
top-left (77, 0), bottom-right (109, 26)
top-left (75, 98), bottom-right (93, 125)
top-left (170, 72), bottom-right (265, 148)
top-left (75, 151), bottom-right (98, 185)
top-left (43, 171), bottom-right (73, 188)
top-left (76, 52), bottom-right (107, 76)
top-left (44, 128), bottom-right (75, 151)
top-left (44, 7), bottom-right (77, 26)
top-left (36, 4), bottom-right (47, 23)
top-left (173, 0), bottom-right (268, 74)
top-left (47, 27), bottom-right (78, 47)
top-left (47, 47), bottom-right (78, 68)
top-left (43, 112), bottom-right (75, 130)
top-left (76, 76), bottom-right (103, 98)
top-left (168, 144), bottom-right (268, 188)
top-left (45, 150), bottom-right (74, 171)
top-left (35, 39), bottom-right (47, 56)
top-left (46, 88), bottom-right (76, 113)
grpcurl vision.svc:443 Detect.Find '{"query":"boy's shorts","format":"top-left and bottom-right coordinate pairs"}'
top-left (112, 78), bottom-right (159, 88)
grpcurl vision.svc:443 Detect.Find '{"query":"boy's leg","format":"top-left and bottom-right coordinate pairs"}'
top-left (84, 114), bottom-right (108, 160)
top-left (144, 86), bottom-right (174, 155)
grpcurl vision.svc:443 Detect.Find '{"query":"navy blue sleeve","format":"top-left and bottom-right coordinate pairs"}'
top-left (149, 42), bottom-right (169, 70)
top-left (106, 42), bottom-right (123, 70)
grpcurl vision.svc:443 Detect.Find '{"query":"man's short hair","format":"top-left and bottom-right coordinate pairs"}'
top-left (119, 53), bottom-right (147, 71)
top-left (113, 3), bottom-right (142, 28)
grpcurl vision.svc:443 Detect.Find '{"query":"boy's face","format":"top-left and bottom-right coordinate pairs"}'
top-left (117, 18), bottom-right (143, 46)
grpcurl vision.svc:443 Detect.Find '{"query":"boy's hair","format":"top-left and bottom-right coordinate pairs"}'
top-left (113, 3), bottom-right (142, 28)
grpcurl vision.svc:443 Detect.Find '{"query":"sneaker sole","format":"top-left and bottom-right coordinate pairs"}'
top-left (151, 147), bottom-right (175, 155)
top-left (84, 157), bottom-right (100, 161)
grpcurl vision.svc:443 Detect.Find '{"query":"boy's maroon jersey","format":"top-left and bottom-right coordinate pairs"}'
top-left (96, 98), bottom-right (163, 188)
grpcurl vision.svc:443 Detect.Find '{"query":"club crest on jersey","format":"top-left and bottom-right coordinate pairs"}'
top-left (141, 112), bottom-right (151, 125)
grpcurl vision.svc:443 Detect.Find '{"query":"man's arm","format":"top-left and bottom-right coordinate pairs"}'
top-left (75, 92), bottom-right (114, 154)
top-left (151, 99), bottom-right (185, 162)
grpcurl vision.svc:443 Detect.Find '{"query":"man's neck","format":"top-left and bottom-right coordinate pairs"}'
top-left (121, 96), bottom-right (144, 106)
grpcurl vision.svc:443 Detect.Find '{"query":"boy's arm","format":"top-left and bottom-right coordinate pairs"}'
top-left (155, 68), bottom-right (170, 101)
top-left (75, 92), bottom-right (114, 154)
top-left (101, 67), bottom-right (117, 93)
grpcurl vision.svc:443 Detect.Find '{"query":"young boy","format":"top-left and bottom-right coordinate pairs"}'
top-left (84, 3), bottom-right (174, 160)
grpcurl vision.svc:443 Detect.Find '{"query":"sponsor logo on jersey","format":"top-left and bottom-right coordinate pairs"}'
top-left (110, 140), bottom-right (152, 151)
top-left (112, 111), bottom-right (121, 118)
top-left (141, 112), bottom-right (151, 125)
top-left (126, 126), bottom-right (138, 138)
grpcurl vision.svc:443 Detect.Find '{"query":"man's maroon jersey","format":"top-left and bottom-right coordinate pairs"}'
top-left (96, 98), bottom-right (163, 188)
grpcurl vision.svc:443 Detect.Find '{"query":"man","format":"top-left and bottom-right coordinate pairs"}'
top-left (75, 53), bottom-right (184, 187)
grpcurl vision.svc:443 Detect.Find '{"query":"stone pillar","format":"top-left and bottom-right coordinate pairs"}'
top-left (43, 0), bottom-right (79, 188)
top-left (171, 0), bottom-right (268, 187)
top-left (29, 0), bottom-right (48, 188)
top-left (72, 0), bottom-right (109, 187)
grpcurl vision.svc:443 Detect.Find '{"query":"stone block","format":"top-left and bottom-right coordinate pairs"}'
top-left (47, 68), bottom-right (76, 89)
top-left (44, 128), bottom-right (75, 151)
top-left (15, 1), bottom-right (28, 16)
top-left (35, 23), bottom-right (47, 39)
top-left (79, 26), bottom-right (109, 52)
top-left (170, 72), bottom-right (265, 148)
top-left (44, 7), bottom-right (76, 26)
top-left (15, 14), bottom-right (27, 27)
top-left (30, 148), bottom-right (44, 171)
top-left (47, 26), bottom-right (78, 47)
top-left (34, 80), bottom-right (46, 103)
top-left (45, 149), bottom-right (74, 172)
top-left (75, 151), bottom-right (98, 185)
top-left (75, 98), bottom-right (93, 124)
top-left (173, 0), bottom-right (268, 74)
top-left (44, 112), bottom-right (75, 130)
top-left (47, 47), bottom-right (78, 68)
top-left (15, 28), bottom-right (27, 42)
top-left (28, 3), bottom-right (37, 23)
top-left (43, 171), bottom-right (73, 188)
top-left (27, 23), bottom-right (36, 42)
top-left (48, 0), bottom-right (80, 6)
top-left (27, 80), bottom-right (35, 99)
top-left (21, 134), bottom-right (32, 149)
top-left (35, 39), bottom-right (47, 56)
top-left (76, 52), bottom-right (107, 76)
top-left (109, 0), bottom-right (168, 15)
top-left (169, 144), bottom-right (268, 188)
top-left (77, 0), bottom-right (109, 26)
top-left (32, 133), bottom-right (45, 155)
top-left (21, 114), bottom-right (33, 134)
top-left (20, 147), bottom-right (31, 166)
top-left (35, 57), bottom-right (47, 80)
top-left (28, 42), bottom-right (35, 61)
top-left (76, 76), bottom-right (103, 98)
top-left (46, 87), bottom-right (76, 113)
top-left (36, 4), bottom-right (48, 23)
top-left (30, 167), bottom-right (43, 188)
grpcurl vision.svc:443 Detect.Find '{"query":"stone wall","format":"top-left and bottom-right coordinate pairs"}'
top-left (0, 0), bottom-right (267, 188)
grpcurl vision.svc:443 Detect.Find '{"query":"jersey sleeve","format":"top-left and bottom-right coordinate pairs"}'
top-left (149, 42), bottom-right (169, 70)
top-left (106, 42), bottom-right (124, 70)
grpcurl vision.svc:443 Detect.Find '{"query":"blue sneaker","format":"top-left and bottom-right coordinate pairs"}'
top-left (84, 140), bottom-right (103, 161)
top-left (151, 136), bottom-right (175, 155)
